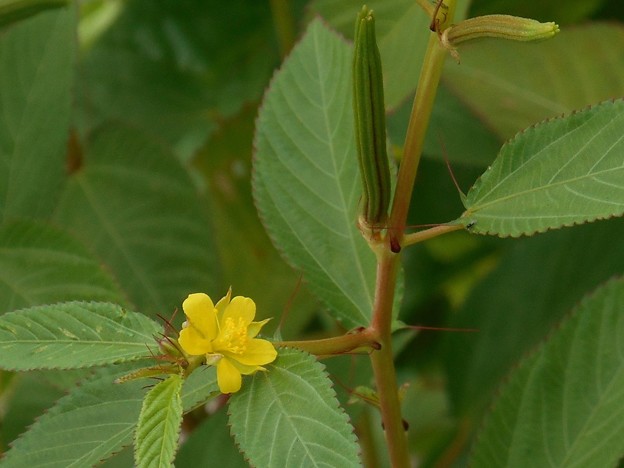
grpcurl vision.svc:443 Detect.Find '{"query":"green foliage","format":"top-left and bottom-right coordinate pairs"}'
top-left (471, 277), bottom-right (624, 467)
top-left (0, 1), bottom-right (623, 466)
top-left (0, 0), bottom-right (68, 28)
top-left (54, 124), bottom-right (220, 315)
top-left (228, 349), bottom-right (361, 467)
top-left (0, 302), bottom-right (161, 370)
top-left (444, 219), bottom-right (624, 417)
top-left (0, 7), bottom-right (74, 222)
top-left (444, 23), bottom-right (624, 139)
top-left (253, 20), bottom-right (380, 328)
top-left (0, 221), bottom-right (125, 311)
top-left (460, 99), bottom-right (624, 236)
top-left (0, 367), bottom-right (148, 467)
top-left (135, 374), bottom-right (183, 468)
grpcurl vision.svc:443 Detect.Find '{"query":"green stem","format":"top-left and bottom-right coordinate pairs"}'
top-left (388, 27), bottom-right (450, 248)
top-left (369, 251), bottom-right (409, 467)
top-left (366, 3), bottom-right (457, 465)
top-left (402, 223), bottom-right (463, 248)
top-left (276, 328), bottom-right (378, 356)
top-left (269, 0), bottom-right (296, 58)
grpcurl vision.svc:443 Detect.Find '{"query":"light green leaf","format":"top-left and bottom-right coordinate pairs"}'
top-left (180, 365), bottom-right (219, 411)
top-left (0, 7), bottom-right (74, 223)
top-left (444, 24), bottom-right (624, 140)
top-left (0, 366), bottom-right (147, 468)
top-left (0, 221), bottom-right (126, 313)
top-left (471, 277), bottom-right (624, 467)
top-left (134, 374), bottom-right (183, 468)
top-left (254, 19), bottom-right (385, 328)
top-left (54, 124), bottom-right (220, 315)
top-left (0, 302), bottom-right (161, 370)
top-left (0, 365), bottom-right (219, 467)
top-left (228, 348), bottom-right (361, 468)
top-left (459, 99), bottom-right (624, 237)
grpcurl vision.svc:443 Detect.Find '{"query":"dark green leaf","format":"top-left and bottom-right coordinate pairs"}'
top-left (0, 7), bottom-right (74, 222)
top-left (79, 0), bottom-right (277, 149)
top-left (444, 218), bottom-right (624, 417)
top-left (471, 277), bottom-right (624, 467)
top-left (54, 124), bottom-right (220, 315)
top-left (175, 406), bottom-right (247, 468)
top-left (444, 24), bottom-right (624, 140)
top-left (0, 221), bottom-right (126, 313)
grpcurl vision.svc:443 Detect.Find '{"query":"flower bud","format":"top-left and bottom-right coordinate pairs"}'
top-left (353, 6), bottom-right (391, 228)
top-left (442, 14), bottom-right (559, 48)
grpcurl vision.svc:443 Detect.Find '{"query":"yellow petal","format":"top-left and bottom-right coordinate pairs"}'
top-left (222, 296), bottom-right (256, 326)
top-left (182, 293), bottom-right (218, 341)
top-left (247, 318), bottom-right (271, 338)
top-left (230, 338), bottom-right (277, 367)
top-left (217, 357), bottom-right (242, 394)
top-left (215, 287), bottom-right (232, 319)
top-left (178, 327), bottom-right (212, 355)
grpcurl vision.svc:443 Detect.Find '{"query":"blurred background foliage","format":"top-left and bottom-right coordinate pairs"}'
top-left (0, 0), bottom-right (623, 466)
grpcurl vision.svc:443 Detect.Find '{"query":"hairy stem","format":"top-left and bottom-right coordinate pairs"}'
top-left (369, 251), bottom-right (409, 466)
top-left (388, 32), bottom-right (450, 248)
top-left (367, 2), bottom-right (457, 465)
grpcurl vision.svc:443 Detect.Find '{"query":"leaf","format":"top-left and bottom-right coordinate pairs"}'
top-left (470, 277), bottom-right (624, 467)
top-left (443, 24), bottom-right (624, 140)
top-left (134, 374), bottom-right (183, 468)
top-left (469, 0), bottom-right (606, 25)
top-left (175, 406), bottom-right (247, 468)
top-left (0, 0), bottom-right (68, 28)
top-left (0, 302), bottom-right (161, 370)
top-left (228, 348), bottom-right (361, 467)
top-left (387, 84), bottom-right (501, 166)
top-left (444, 218), bottom-right (624, 417)
top-left (0, 221), bottom-right (126, 313)
top-left (193, 106), bottom-right (319, 337)
top-left (459, 100), bottom-right (624, 237)
top-left (54, 124), bottom-right (220, 315)
top-left (0, 372), bottom-right (66, 449)
top-left (0, 366), bottom-right (148, 468)
top-left (180, 365), bottom-right (219, 411)
top-left (0, 365), bottom-right (219, 467)
top-left (79, 0), bottom-right (277, 150)
top-left (254, 19), bottom-right (386, 328)
top-left (0, 7), bottom-right (74, 223)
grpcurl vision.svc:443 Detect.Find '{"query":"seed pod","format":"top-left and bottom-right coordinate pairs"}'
top-left (442, 14), bottom-right (559, 46)
top-left (353, 6), bottom-right (391, 227)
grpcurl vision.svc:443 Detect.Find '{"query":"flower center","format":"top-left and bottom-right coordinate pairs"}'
top-left (216, 317), bottom-right (248, 355)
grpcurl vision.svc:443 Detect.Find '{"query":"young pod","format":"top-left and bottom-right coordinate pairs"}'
top-left (353, 6), bottom-right (391, 227)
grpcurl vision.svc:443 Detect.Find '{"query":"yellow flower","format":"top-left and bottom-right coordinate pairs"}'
top-left (178, 290), bottom-right (277, 394)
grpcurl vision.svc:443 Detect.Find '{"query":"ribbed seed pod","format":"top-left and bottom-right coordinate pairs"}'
top-left (353, 6), bottom-right (391, 227)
